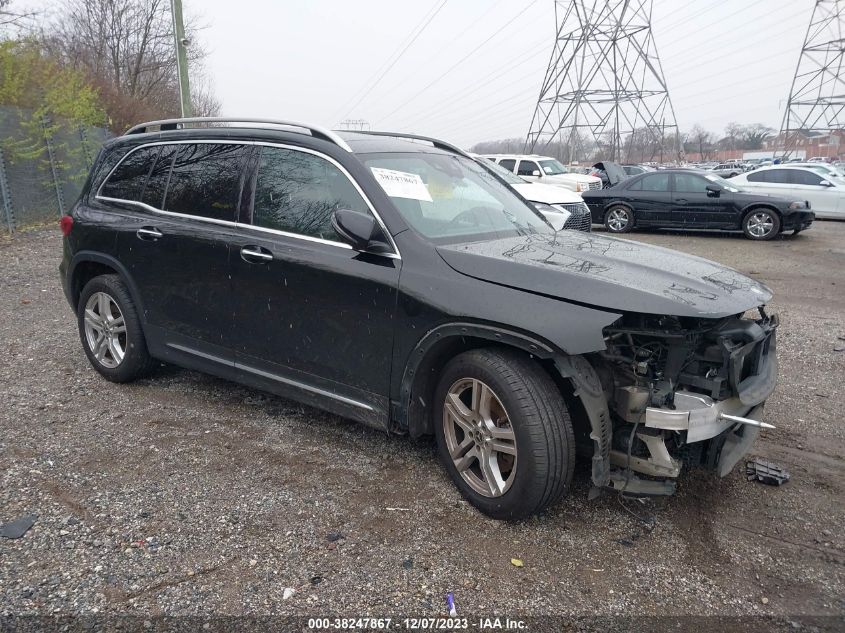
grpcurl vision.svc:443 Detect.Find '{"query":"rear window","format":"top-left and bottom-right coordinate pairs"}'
top-left (163, 144), bottom-right (249, 222)
top-left (99, 146), bottom-right (160, 201)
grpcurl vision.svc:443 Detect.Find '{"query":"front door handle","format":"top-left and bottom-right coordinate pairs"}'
top-left (240, 246), bottom-right (273, 263)
top-left (136, 227), bottom-right (163, 240)
top-left (675, 198), bottom-right (688, 205)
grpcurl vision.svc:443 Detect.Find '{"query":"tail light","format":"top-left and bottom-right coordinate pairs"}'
top-left (59, 215), bottom-right (73, 236)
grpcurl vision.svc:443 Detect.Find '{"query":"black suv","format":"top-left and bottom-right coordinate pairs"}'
top-left (61, 118), bottom-right (779, 519)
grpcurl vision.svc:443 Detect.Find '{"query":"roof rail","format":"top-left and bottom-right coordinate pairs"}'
top-left (350, 131), bottom-right (469, 158)
top-left (124, 117), bottom-right (352, 152)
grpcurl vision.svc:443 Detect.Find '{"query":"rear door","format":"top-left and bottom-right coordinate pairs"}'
top-left (106, 141), bottom-right (250, 361)
top-left (228, 143), bottom-right (401, 427)
top-left (626, 172), bottom-right (673, 223)
top-left (498, 158), bottom-right (517, 173)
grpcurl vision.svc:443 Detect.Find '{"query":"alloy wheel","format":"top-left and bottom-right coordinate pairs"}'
top-left (83, 291), bottom-right (127, 368)
top-left (606, 208), bottom-right (629, 231)
top-left (442, 378), bottom-right (518, 498)
top-left (747, 211), bottom-right (775, 238)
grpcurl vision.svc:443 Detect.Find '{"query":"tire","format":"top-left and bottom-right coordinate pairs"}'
top-left (604, 205), bottom-right (634, 233)
top-left (433, 348), bottom-right (575, 520)
top-left (742, 208), bottom-right (780, 240)
top-left (77, 274), bottom-right (156, 382)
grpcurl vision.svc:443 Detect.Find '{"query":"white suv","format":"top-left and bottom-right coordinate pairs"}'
top-left (483, 154), bottom-right (602, 193)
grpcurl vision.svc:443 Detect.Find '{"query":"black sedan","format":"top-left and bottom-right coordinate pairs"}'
top-left (581, 169), bottom-right (815, 240)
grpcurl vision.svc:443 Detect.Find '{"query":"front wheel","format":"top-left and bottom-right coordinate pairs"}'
top-left (604, 205), bottom-right (634, 233)
top-left (742, 209), bottom-right (780, 240)
top-left (433, 348), bottom-right (575, 520)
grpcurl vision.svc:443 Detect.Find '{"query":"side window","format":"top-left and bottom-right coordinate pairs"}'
top-left (99, 146), bottom-right (160, 201)
top-left (789, 169), bottom-right (823, 186)
top-left (746, 170), bottom-right (769, 183)
top-left (140, 145), bottom-right (177, 208)
top-left (517, 160), bottom-right (539, 176)
top-left (639, 173), bottom-right (670, 192)
top-left (498, 159), bottom-right (516, 172)
top-left (252, 146), bottom-right (370, 241)
top-left (764, 169), bottom-right (790, 184)
top-left (163, 143), bottom-right (249, 222)
top-left (674, 173), bottom-right (708, 192)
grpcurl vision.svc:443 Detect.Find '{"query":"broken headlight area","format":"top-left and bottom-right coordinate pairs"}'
top-left (595, 309), bottom-right (778, 495)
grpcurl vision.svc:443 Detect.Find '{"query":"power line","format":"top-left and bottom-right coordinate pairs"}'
top-left (376, 0), bottom-right (540, 126)
top-left (395, 37), bottom-right (551, 129)
top-left (333, 0), bottom-right (448, 122)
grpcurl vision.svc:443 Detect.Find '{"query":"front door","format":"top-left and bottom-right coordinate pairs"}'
top-left (671, 172), bottom-right (732, 227)
top-left (516, 159), bottom-right (542, 182)
top-left (229, 144), bottom-right (401, 426)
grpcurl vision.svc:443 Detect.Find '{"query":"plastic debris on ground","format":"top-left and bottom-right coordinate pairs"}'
top-left (0, 514), bottom-right (37, 539)
top-left (746, 458), bottom-right (790, 486)
top-left (446, 592), bottom-right (457, 617)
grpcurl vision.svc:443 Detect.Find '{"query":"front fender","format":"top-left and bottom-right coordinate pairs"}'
top-left (399, 322), bottom-right (557, 438)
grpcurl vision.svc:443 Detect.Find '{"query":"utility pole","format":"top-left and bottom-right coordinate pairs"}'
top-left (171, 0), bottom-right (192, 118)
top-left (526, 0), bottom-right (682, 163)
top-left (778, 0), bottom-right (845, 159)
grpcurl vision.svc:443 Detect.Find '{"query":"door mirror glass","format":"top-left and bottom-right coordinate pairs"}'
top-left (532, 170), bottom-right (541, 177)
top-left (331, 208), bottom-right (392, 254)
top-left (705, 183), bottom-right (722, 197)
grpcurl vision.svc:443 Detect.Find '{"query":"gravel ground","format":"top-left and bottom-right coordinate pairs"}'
top-left (1, 223), bottom-right (844, 627)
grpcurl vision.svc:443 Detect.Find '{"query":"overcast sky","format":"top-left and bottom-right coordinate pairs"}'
top-left (98, 1), bottom-right (826, 147)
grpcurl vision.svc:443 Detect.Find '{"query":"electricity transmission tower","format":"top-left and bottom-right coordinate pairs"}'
top-left (778, 0), bottom-right (845, 158)
top-left (526, 0), bottom-right (681, 164)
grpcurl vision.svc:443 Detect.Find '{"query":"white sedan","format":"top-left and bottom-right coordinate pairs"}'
top-left (730, 165), bottom-right (845, 219)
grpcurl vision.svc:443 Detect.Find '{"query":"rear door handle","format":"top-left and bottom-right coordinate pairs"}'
top-left (240, 245), bottom-right (273, 263)
top-left (136, 227), bottom-right (163, 240)
top-left (675, 198), bottom-right (688, 205)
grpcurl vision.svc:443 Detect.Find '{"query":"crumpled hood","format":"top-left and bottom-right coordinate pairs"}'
top-left (436, 232), bottom-right (773, 318)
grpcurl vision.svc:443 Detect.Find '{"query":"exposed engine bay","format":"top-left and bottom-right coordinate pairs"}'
top-left (589, 308), bottom-right (778, 495)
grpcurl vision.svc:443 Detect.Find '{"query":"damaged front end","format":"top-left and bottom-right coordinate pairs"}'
top-left (588, 308), bottom-right (778, 496)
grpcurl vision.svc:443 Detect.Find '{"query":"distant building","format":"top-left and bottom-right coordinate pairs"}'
top-left (762, 129), bottom-right (845, 159)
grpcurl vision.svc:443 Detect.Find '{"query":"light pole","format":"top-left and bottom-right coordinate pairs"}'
top-left (171, 0), bottom-right (192, 118)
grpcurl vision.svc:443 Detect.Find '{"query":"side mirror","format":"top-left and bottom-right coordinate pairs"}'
top-left (331, 208), bottom-right (392, 254)
top-left (705, 183), bottom-right (722, 197)
top-left (531, 170), bottom-right (541, 177)
top-left (820, 179), bottom-right (834, 187)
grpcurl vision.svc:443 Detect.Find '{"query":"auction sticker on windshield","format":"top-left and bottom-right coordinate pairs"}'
top-left (371, 167), bottom-right (433, 202)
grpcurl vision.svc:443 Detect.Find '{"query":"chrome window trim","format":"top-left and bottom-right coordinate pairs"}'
top-left (95, 139), bottom-right (401, 259)
top-left (166, 343), bottom-right (374, 411)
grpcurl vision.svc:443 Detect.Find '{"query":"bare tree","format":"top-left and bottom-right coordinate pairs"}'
top-left (44, 0), bottom-right (216, 132)
top-left (0, 0), bottom-right (36, 35)
top-left (741, 123), bottom-right (774, 150)
top-left (686, 125), bottom-right (714, 159)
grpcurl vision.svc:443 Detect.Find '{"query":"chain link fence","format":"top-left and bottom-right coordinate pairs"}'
top-left (0, 106), bottom-right (111, 235)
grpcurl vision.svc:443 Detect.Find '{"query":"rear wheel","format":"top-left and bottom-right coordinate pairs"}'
top-left (433, 348), bottom-right (575, 520)
top-left (604, 205), bottom-right (634, 233)
top-left (77, 274), bottom-right (156, 382)
top-left (742, 209), bottom-right (780, 240)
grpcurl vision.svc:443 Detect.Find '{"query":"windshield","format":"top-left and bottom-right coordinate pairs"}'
top-left (476, 157), bottom-right (525, 185)
top-left (539, 159), bottom-right (569, 175)
top-left (703, 173), bottom-right (741, 192)
top-left (362, 152), bottom-right (552, 243)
